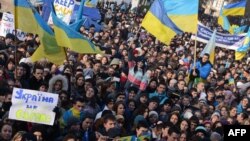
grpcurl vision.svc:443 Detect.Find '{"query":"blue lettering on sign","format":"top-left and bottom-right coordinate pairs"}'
top-left (15, 89), bottom-right (54, 103)
top-left (3, 15), bottom-right (14, 22)
top-left (55, 0), bottom-right (74, 7)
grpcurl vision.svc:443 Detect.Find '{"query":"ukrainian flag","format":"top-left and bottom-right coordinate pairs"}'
top-left (218, 15), bottom-right (231, 31)
top-left (70, 0), bottom-right (85, 31)
top-left (232, 25), bottom-right (248, 35)
top-left (223, 0), bottom-right (246, 16)
top-left (141, 0), bottom-right (183, 44)
top-left (14, 0), bottom-right (66, 65)
top-left (51, 5), bottom-right (101, 54)
top-left (163, 0), bottom-right (199, 33)
top-left (200, 30), bottom-right (216, 64)
top-left (235, 29), bottom-right (250, 60)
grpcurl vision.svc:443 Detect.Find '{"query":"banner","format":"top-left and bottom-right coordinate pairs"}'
top-left (0, 12), bottom-right (26, 41)
top-left (9, 88), bottom-right (59, 125)
top-left (191, 23), bottom-right (246, 50)
top-left (48, 0), bottom-right (75, 25)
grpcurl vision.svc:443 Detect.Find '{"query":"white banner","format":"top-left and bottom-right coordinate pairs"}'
top-left (48, 0), bottom-right (75, 25)
top-left (0, 12), bottom-right (26, 41)
top-left (9, 88), bottom-right (59, 125)
top-left (191, 23), bottom-right (246, 51)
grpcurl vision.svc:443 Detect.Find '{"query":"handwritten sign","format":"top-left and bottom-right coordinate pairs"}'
top-left (0, 12), bottom-right (26, 41)
top-left (9, 88), bottom-right (59, 125)
top-left (48, 0), bottom-right (75, 25)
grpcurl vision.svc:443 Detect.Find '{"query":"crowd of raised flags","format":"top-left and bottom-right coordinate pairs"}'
top-left (13, 0), bottom-right (250, 61)
top-left (0, 0), bottom-right (250, 141)
top-left (143, 0), bottom-right (249, 61)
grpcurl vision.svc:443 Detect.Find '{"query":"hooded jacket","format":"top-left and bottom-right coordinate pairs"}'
top-left (48, 74), bottom-right (68, 93)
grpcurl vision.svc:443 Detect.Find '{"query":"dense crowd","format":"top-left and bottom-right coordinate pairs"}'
top-left (0, 0), bottom-right (250, 141)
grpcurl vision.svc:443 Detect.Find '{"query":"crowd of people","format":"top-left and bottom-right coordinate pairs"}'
top-left (0, 0), bottom-right (250, 141)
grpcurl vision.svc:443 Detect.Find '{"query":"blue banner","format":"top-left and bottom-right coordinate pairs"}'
top-left (192, 23), bottom-right (246, 50)
top-left (72, 4), bottom-right (101, 22)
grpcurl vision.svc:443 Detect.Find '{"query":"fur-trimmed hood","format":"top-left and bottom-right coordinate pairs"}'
top-left (48, 74), bottom-right (68, 93)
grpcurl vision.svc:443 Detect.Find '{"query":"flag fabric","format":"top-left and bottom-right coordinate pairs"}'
top-left (163, 0), bottom-right (199, 33)
top-left (200, 30), bottom-right (216, 64)
top-left (223, 0), bottom-right (246, 16)
top-left (235, 29), bottom-right (250, 60)
top-left (218, 15), bottom-right (231, 31)
top-left (30, 44), bottom-right (66, 65)
top-left (84, 0), bottom-right (98, 8)
top-left (119, 136), bottom-right (133, 141)
top-left (51, 5), bottom-right (101, 54)
top-left (232, 25), bottom-right (248, 35)
top-left (14, 0), bottom-right (66, 65)
top-left (69, 0), bottom-right (85, 31)
top-left (237, 29), bottom-right (250, 52)
top-left (218, 0), bottom-right (246, 31)
top-left (235, 52), bottom-right (247, 60)
top-left (141, 0), bottom-right (183, 44)
top-left (82, 6), bottom-right (101, 21)
top-left (119, 135), bottom-right (150, 141)
top-left (14, 0), bottom-right (39, 34)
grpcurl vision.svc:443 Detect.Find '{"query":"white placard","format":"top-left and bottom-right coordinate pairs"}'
top-left (48, 0), bottom-right (75, 25)
top-left (0, 12), bottom-right (26, 41)
top-left (9, 88), bottom-right (59, 125)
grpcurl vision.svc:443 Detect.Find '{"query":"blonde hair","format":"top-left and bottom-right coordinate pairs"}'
top-left (12, 131), bottom-right (26, 141)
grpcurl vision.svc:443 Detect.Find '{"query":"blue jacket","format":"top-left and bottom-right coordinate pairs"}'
top-left (237, 103), bottom-right (246, 114)
top-left (195, 61), bottom-right (212, 79)
top-left (149, 91), bottom-right (168, 105)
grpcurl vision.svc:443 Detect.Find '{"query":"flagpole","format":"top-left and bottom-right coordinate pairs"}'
top-left (193, 28), bottom-right (198, 67)
top-left (14, 0), bottom-right (18, 76)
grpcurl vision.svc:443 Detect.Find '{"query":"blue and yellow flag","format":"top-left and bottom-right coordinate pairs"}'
top-left (200, 30), bottom-right (216, 64)
top-left (14, 0), bottom-right (66, 65)
top-left (223, 0), bottom-right (246, 16)
top-left (141, 0), bottom-right (183, 44)
top-left (218, 0), bottom-right (246, 32)
top-left (218, 15), bottom-right (231, 31)
top-left (230, 25), bottom-right (248, 35)
top-left (69, 0), bottom-right (85, 31)
top-left (163, 0), bottom-right (199, 33)
top-left (235, 29), bottom-right (250, 60)
top-left (237, 29), bottom-right (250, 52)
top-left (51, 4), bottom-right (101, 54)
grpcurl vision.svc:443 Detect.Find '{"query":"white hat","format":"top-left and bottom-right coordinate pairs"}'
top-left (149, 111), bottom-right (159, 119)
